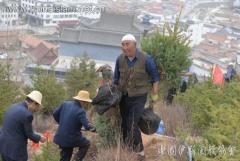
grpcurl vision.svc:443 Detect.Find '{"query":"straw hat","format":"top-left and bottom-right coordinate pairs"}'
top-left (95, 64), bottom-right (102, 72)
top-left (73, 90), bottom-right (92, 102)
top-left (26, 90), bottom-right (43, 107)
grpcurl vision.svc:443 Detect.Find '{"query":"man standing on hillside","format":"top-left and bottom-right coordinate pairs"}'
top-left (0, 90), bottom-right (46, 161)
top-left (114, 34), bottom-right (160, 160)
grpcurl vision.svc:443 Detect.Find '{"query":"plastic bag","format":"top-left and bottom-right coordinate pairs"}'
top-left (92, 84), bottom-right (122, 115)
top-left (138, 107), bottom-right (161, 135)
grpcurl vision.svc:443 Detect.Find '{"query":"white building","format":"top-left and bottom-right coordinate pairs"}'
top-left (137, 10), bottom-right (177, 28)
top-left (202, 23), bottom-right (223, 35)
top-left (21, 0), bottom-right (103, 27)
top-left (199, 0), bottom-right (228, 2)
top-left (234, 0), bottom-right (240, 7)
top-left (0, 1), bottom-right (19, 26)
top-left (186, 20), bottom-right (203, 47)
top-left (140, 0), bottom-right (161, 2)
top-left (173, 19), bottom-right (204, 47)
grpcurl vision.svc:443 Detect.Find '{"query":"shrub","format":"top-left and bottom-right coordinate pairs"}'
top-left (141, 11), bottom-right (191, 93)
top-left (94, 108), bottom-right (121, 148)
top-left (32, 142), bottom-right (60, 161)
top-left (0, 62), bottom-right (20, 125)
top-left (174, 78), bottom-right (240, 160)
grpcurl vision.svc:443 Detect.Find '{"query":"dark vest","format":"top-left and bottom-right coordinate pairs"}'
top-left (119, 51), bottom-right (150, 97)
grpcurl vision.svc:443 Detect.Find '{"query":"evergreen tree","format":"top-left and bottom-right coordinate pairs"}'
top-left (0, 62), bottom-right (20, 125)
top-left (28, 66), bottom-right (66, 116)
top-left (141, 11), bottom-right (191, 96)
top-left (33, 142), bottom-right (60, 161)
top-left (64, 53), bottom-right (99, 99)
top-left (175, 77), bottom-right (240, 160)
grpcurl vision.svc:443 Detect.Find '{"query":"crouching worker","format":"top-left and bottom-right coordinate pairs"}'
top-left (53, 90), bottom-right (96, 161)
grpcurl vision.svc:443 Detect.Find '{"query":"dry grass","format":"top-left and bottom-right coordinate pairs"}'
top-left (142, 134), bottom-right (189, 161)
top-left (92, 146), bottom-right (139, 161)
top-left (154, 102), bottom-right (191, 137)
top-left (32, 114), bottom-right (57, 133)
top-left (28, 101), bottom-right (192, 161)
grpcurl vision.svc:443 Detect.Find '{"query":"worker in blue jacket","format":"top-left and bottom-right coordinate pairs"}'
top-left (0, 90), bottom-right (46, 161)
top-left (53, 90), bottom-right (96, 161)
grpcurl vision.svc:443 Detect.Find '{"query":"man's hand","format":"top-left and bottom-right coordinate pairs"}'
top-left (88, 123), bottom-right (97, 133)
top-left (40, 135), bottom-right (46, 143)
top-left (89, 127), bottom-right (97, 133)
top-left (151, 93), bottom-right (159, 102)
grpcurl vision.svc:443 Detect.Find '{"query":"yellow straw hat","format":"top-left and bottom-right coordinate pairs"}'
top-left (26, 90), bottom-right (43, 107)
top-left (73, 90), bottom-right (92, 102)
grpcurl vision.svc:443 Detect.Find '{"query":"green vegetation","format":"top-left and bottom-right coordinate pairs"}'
top-left (141, 11), bottom-right (191, 94)
top-left (0, 12), bottom-right (239, 160)
top-left (33, 142), bottom-right (60, 161)
top-left (94, 112), bottom-right (121, 148)
top-left (140, 11), bottom-right (240, 160)
top-left (0, 62), bottom-right (20, 125)
top-left (175, 77), bottom-right (240, 160)
top-left (26, 66), bottom-right (66, 115)
top-left (64, 53), bottom-right (99, 99)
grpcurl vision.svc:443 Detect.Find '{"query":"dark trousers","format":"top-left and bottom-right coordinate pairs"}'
top-left (166, 88), bottom-right (176, 105)
top-left (166, 81), bottom-right (187, 105)
top-left (1, 155), bottom-right (17, 161)
top-left (179, 81), bottom-right (187, 93)
top-left (119, 94), bottom-right (147, 152)
top-left (59, 140), bottom-right (90, 161)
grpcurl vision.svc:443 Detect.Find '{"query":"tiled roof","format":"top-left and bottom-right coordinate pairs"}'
top-left (58, 20), bottom-right (78, 25)
top-left (59, 11), bottom-right (143, 47)
top-left (203, 23), bottom-right (223, 30)
top-left (224, 50), bottom-right (237, 58)
top-left (83, 11), bottom-right (142, 34)
top-left (199, 43), bottom-right (219, 55)
top-left (28, 42), bottom-right (58, 65)
top-left (60, 28), bottom-right (80, 43)
top-left (0, 31), bottom-right (19, 37)
top-left (60, 28), bottom-right (141, 47)
top-left (204, 33), bottom-right (226, 44)
top-left (19, 34), bottom-right (57, 49)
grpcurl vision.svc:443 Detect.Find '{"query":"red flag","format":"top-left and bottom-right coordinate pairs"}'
top-left (213, 64), bottom-right (224, 86)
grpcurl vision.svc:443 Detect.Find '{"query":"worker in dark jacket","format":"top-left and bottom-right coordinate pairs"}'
top-left (53, 90), bottom-right (95, 161)
top-left (95, 64), bottom-right (113, 85)
top-left (0, 90), bottom-right (46, 161)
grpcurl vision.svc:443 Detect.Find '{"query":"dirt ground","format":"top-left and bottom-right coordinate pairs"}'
top-left (27, 106), bottom-right (189, 161)
top-left (142, 134), bottom-right (189, 161)
top-left (81, 132), bottom-right (189, 161)
top-left (28, 122), bottom-right (189, 161)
